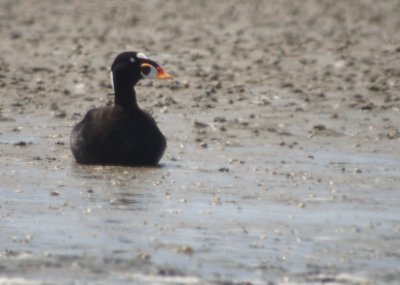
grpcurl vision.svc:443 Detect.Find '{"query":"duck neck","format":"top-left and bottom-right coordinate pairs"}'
top-left (112, 73), bottom-right (139, 110)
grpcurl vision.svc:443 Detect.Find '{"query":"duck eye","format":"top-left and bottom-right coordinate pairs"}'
top-left (140, 63), bottom-right (158, 78)
top-left (141, 65), bottom-right (151, 75)
top-left (130, 57), bottom-right (135, 63)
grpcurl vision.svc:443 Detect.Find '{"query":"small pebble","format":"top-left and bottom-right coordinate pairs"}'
top-left (176, 246), bottom-right (194, 255)
top-left (50, 191), bottom-right (60, 197)
top-left (218, 167), bottom-right (229, 172)
top-left (194, 120), bottom-right (208, 128)
top-left (14, 141), bottom-right (31, 147)
top-left (54, 110), bottom-right (67, 118)
top-left (199, 142), bottom-right (208, 148)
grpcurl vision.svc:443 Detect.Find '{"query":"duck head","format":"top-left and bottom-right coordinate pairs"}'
top-left (110, 51), bottom-right (172, 88)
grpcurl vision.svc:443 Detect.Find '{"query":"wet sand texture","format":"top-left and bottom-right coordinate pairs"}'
top-left (0, 0), bottom-right (400, 284)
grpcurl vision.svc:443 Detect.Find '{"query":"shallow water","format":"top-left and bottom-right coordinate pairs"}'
top-left (1, 112), bottom-right (399, 284)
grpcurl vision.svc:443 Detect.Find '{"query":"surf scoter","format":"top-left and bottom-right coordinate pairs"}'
top-left (70, 51), bottom-right (172, 166)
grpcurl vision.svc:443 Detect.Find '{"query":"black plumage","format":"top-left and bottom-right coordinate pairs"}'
top-left (70, 51), bottom-right (172, 166)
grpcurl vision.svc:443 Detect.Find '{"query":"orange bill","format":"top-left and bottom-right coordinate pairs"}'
top-left (156, 66), bottom-right (173, 79)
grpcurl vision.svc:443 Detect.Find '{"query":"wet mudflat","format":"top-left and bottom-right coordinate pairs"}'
top-left (1, 0), bottom-right (400, 284)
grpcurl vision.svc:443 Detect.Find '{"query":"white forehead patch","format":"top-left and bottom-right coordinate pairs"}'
top-left (136, 52), bottom-right (148, 59)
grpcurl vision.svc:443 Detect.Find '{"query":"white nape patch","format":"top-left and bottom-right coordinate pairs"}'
top-left (110, 71), bottom-right (114, 91)
top-left (136, 52), bottom-right (148, 59)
